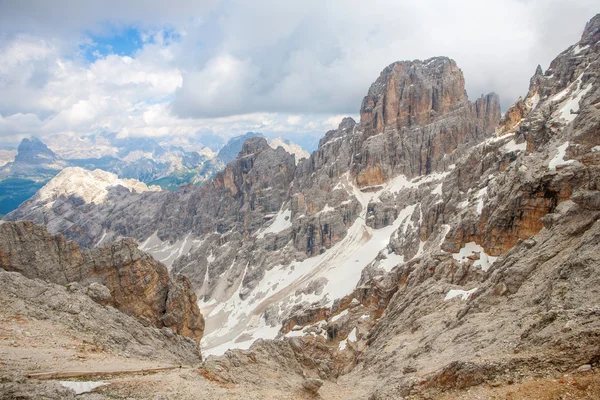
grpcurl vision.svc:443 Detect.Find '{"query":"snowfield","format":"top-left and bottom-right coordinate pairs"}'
top-left (200, 172), bottom-right (449, 356)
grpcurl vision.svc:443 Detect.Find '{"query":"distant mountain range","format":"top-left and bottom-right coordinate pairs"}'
top-left (0, 132), bottom-right (310, 216)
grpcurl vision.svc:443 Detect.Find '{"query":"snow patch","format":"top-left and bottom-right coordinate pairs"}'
top-left (549, 142), bottom-right (574, 171)
top-left (503, 139), bottom-right (527, 153)
top-left (475, 187), bottom-right (488, 215)
top-left (347, 327), bottom-right (357, 342)
top-left (526, 93), bottom-right (540, 110)
top-left (257, 208), bottom-right (292, 238)
top-left (379, 248), bottom-right (404, 272)
top-left (572, 44), bottom-right (589, 55)
top-left (139, 232), bottom-right (202, 269)
top-left (317, 204), bottom-right (335, 215)
top-left (452, 242), bottom-right (497, 271)
top-left (444, 288), bottom-right (478, 301)
top-left (331, 309), bottom-right (349, 322)
top-left (59, 381), bottom-right (107, 394)
top-left (557, 83), bottom-right (592, 123)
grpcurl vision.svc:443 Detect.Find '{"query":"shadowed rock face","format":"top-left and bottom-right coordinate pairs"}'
top-left (0, 221), bottom-right (204, 343)
top-left (14, 137), bottom-right (58, 165)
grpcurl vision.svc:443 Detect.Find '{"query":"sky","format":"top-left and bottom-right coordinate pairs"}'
top-left (0, 0), bottom-right (597, 150)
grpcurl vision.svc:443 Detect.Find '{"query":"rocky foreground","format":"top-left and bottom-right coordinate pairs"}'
top-left (2, 13), bottom-right (600, 400)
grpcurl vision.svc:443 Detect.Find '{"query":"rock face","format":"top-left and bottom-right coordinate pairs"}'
top-left (356, 57), bottom-right (500, 183)
top-left (2, 55), bottom-right (500, 356)
top-left (360, 58), bottom-right (469, 132)
top-left (0, 221), bottom-right (204, 343)
top-left (0, 268), bottom-right (202, 364)
top-left (496, 65), bottom-right (543, 136)
top-left (4, 18), bottom-right (600, 400)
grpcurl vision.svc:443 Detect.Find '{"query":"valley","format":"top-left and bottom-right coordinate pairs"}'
top-left (1, 10), bottom-right (600, 400)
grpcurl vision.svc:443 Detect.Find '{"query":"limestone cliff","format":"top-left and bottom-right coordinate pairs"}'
top-left (0, 221), bottom-right (204, 343)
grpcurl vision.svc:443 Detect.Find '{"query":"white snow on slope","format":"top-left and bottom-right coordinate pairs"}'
top-left (503, 139), bottom-right (527, 153)
top-left (378, 248), bottom-right (404, 272)
top-left (558, 83), bottom-right (592, 123)
top-left (257, 208), bottom-right (292, 239)
top-left (475, 187), bottom-right (488, 215)
top-left (572, 44), bottom-right (589, 55)
top-left (269, 137), bottom-right (310, 164)
top-left (452, 242), bottom-right (497, 272)
top-left (38, 167), bottom-right (160, 204)
top-left (338, 327), bottom-right (358, 351)
top-left (386, 171), bottom-right (450, 194)
top-left (139, 232), bottom-right (203, 269)
top-left (549, 142), bottom-right (574, 171)
top-left (59, 381), bottom-right (107, 394)
top-left (202, 174), bottom-right (421, 357)
top-left (331, 309), bottom-right (349, 322)
top-left (347, 327), bottom-right (357, 342)
top-left (444, 288), bottom-right (478, 301)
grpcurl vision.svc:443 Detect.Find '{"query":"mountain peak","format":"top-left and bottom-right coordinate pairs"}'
top-left (239, 136), bottom-right (270, 157)
top-left (581, 13), bottom-right (600, 44)
top-left (360, 57), bottom-right (469, 133)
top-left (14, 137), bottom-right (57, 165)
top-left (36, 167), bottom-right (161, 204)
top-left (216, 132), bottom-right (265, 163)
top-left (268, 137), bottom-right (310, 163)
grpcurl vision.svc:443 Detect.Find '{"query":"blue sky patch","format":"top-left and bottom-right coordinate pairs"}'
top-left (81, 27), bottom-right (143, 62)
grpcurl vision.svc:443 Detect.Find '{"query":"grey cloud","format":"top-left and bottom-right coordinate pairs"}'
top-left (170, 0), bottom-right (598, 117)
top-left (0, 0), bottom-right (220, 37)
top-left (0, 0), bottom-right (598, 141)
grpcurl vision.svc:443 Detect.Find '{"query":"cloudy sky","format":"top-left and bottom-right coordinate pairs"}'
top-left (0, 0), bottom-right (597, 149)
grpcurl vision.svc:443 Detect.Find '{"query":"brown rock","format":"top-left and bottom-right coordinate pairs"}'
top-left (0, 221), bottom-right (204, 343)
top-left (360, 58), bottom-right (468, 133)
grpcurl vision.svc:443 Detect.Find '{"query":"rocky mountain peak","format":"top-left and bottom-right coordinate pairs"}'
top-left (530, 64), bottom-right (544, 92)
top-left (496, 63), bottom-right (545, 136)
top-left (360, 57), bottom-right (469, 134)
top-left (338, 116), bottom-right (357, 130)
top-left (216, 132), bottom-right (264, 163)
top-left (268, 137), bottom-right (311, 164)
top-left (35, 167), bottom-right (161, 205)
top-left (239, 136), bottom-right (270, 157)
top-left (581, 13), bottom-right (600, 44)
top-left (352, 57), bottom-right (500, 185)
top-left (14, 137), bottom-right (57, 165)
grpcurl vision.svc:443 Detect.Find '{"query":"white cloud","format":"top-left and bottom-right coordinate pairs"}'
top-left (0, 0), bottom-right (597, 148)
top-left (286, 115), bottom-right (302, 125)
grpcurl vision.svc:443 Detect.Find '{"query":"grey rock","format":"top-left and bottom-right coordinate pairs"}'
top-left (87, 282), bottom-right (112, 302)
top-left (577, 364), bottom-right (592, 373)
top-left (302, 378), bottom-right (323, 394)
